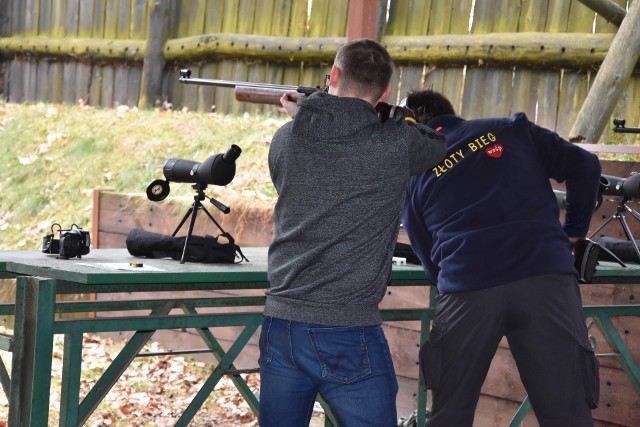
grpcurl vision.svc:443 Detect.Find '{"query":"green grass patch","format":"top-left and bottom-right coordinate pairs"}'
top-left (0, 102), bottom-right (286, 250)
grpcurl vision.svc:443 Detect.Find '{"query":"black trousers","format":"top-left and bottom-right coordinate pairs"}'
top-left (420, 274), bottom-right (598, 427)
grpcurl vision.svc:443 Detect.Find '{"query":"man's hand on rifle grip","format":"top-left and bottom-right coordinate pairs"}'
top-left (280, 92), bottom-right (299, 118)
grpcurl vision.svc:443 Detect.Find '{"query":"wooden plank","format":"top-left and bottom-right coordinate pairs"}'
top-left (126, 64), bottom-right (142, 106)
top-left (241, 0), bottom-right (278, 116)
top-left (194, 0), bottom-right (224, 112)
top-left (78, 0), bottom-right (93, 38)
top-left (63, 61), bottom-right (79, 104)
top-left (592, 363), bottom-right (640, 426)
top-left (556, 69), bottom-right (590, 138)
top-left (227, 0), bottom-right (257, 116)
top-left (101, 65), bottom-right (114, 107)
top-left (35, 58), bottom-right (50, 102)
top-left (427, 0), bottom-right (470, 113)
top-left (540, 1), bottom-right (573, 132)
top-left (113, 0), bottom-right (132, 106)
top-left (545, 0), bottom-right (571, 32)
top-left (65, 0), bottom-right (80, 36)
top-left (131, 0), bottom-right (148, 39)
top-left (325, 0), bottom-right (349, 37)
top-left (192, 0), bottom-right (222, 112)
top-left (75, 62), bottom-right (91, 103)
top-left (483, 0), bottom-right (520, 116)
top-left (385, 0), bottom-right (417, 103)
top-left (211, 0), bottom-right (241, 114)
top-left (391, 1), bottom-right (432, 104)
top-left (511, 71), bottom-right (539, 120)
top-left (287, 0), bottom-right (308, 37)
top-left (113, 65), bottom-right (129, 106)
top-left (116, 0), bottom-right (131, 38)
top-left (139, 0), bottom-right (170, 108)
top-left (568, 0), bottom-right (597, 33)
top-left (88, 63), bottom-right (102, 105)
top-left (10, 0), bottom-right (25, 34)
top-left (50, 0), bottom-right (65, 37)
top-left (536, 70), bottom-right (561, 131)
top-left (511, 0), bottom-right (549, 120)
top-left (0, 0), bottom-right (12, 36)
top-left (101, 0), bottom-right (118, 107)
top-left (397, 66), bottom-right (424, 103)
top-left (91, 0), bottom-right (107, 107)
top-left (24, 0), bottom-right (38, 35)
top-left (23, 57), bottom-right (36, 101)
top-left (384, 322), bottom-right (421, 380)
top-left (48, 61), bottom-right (64, 102)
top-left (8, 58), bottom-right (25, 102)
top-left (461, 0), bottom-right (494, 119)
top-left (63, 0), bottom-right (81, 105)
top-left (92, 0), bottom-right (105, 38)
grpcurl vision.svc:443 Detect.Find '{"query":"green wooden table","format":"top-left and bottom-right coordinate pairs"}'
top-left (1, 249), bottom-right (639, 426)
top-left (0, 248), bottom-right (434, 427)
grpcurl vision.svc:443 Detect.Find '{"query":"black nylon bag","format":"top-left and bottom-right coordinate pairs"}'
top-left (595, 236), bottom-right (640, 263)
top-left (126, 228), bottom-right (247, 263)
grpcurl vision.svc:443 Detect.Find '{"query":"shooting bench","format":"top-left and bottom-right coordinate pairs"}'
top-left (0, 247), bottom-right (433, 426)
top-left (0, 247), bottom-right (639, 426)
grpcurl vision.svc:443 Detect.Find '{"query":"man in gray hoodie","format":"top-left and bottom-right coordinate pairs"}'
top-left (258, 38), bottom-right (447, 427)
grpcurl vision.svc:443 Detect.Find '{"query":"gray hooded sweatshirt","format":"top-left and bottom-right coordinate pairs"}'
top-left (265, 92), bottom-right (446, 326)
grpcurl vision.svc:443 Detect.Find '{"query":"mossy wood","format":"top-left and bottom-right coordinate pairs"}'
top-left (0, 32), bottom-right (628, 69)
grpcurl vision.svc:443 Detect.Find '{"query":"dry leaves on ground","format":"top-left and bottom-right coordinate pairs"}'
top-left (0, 331), bottom-right (260, 426)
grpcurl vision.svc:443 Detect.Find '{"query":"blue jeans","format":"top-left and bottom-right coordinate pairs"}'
top-left (258, 316), bottom-right (399, 427)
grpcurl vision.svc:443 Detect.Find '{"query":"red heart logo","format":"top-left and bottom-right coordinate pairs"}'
top-left (485, 144), bottom-right (504, 158)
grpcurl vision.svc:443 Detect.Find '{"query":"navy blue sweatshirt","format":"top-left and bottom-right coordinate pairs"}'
top-left (403, 113), bottom-right (602, 293)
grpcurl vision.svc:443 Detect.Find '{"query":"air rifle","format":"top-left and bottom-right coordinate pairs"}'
top-left (178, 68), bottom-right (329, 106)
top-left (613, 118), bottom-right (640, 134)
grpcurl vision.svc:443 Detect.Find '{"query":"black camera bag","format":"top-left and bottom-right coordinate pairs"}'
top-left (126, 228), bottom-right (247, 264)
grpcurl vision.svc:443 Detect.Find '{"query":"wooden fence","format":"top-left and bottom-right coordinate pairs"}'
top-left (0, 0), bottom-right (638, 145)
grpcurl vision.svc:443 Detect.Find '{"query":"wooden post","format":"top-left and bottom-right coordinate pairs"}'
top-left (569, 0), bottom-right (640, 143)
top-left (138, 0), bottom-right (169, 109)
top-left (347, 0), bottom-right (379, 41)
top-left (576, 0), bottom-right (626, 27)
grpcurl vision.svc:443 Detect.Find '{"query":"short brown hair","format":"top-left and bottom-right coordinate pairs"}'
top-left (334, 39), bottom-right (394, 101)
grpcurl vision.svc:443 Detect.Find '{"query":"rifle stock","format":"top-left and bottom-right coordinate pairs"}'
top-left (179, 69), bottom-right (325, 106)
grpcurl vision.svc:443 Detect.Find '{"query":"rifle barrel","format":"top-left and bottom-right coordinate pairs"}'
top-left (179, 76), bottom-right (303, 92)
top-left (613, 127), bottom-right (640, 134)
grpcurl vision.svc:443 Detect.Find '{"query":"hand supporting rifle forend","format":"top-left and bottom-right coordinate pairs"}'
top-left (179, 68), bottom-right (329, 106)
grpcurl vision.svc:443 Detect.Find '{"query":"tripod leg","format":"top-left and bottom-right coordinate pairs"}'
top-left (180, 202), bottom-right (200, 264)
top-left (199, 204), bottom-right (227, 235)
top-left (172, 207), bottom-right (194, 237)
top-left (624, 205), bottom-right (640, 222)
top-left (617, 213), bottom-right (640, 263)
top-left (589, 213), bottom-right (619, 239)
